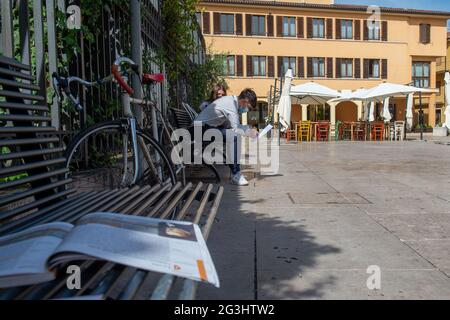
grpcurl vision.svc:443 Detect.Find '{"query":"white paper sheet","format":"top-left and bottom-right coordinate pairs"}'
top-left (258, 124), bottom-right (273, 139)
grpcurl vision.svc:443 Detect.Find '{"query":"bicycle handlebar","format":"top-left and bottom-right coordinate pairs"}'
top-left (112, 57), bottom-right (138, 95)
top-left (52, 56), bottom-right (154, 113)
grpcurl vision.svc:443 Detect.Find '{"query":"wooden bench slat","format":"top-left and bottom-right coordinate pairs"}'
top-left (0, 188), bottom-right (75, 228)
top-left (0, 189), bottom-right (80, 235)
top-left (0, 158), bottom-right (66, 178)
top-left (0, 147), bottom-right (64, 161)
top-left (0, 178), bottom-right (72, 209)
top-left (0, 102), bottom-right (49, 112)
top-left (44, 190), bottom-right (119, 224)
top-left (0, 67), bottom-right (34, 81)
top-left (0, 168), bottom-right (68, 190)
top-left (0, 56), bottom-right (32, 71)
top-left (0, 78), bottom-right (40, 91)
top-left (0, 137), bottom-right (60, 147)
top-left (0, 114), bottom-right (52, 122)
top-left (0, 126), bottom-right (56, 134)
top-left (0, 89), bottom-right (45, 102)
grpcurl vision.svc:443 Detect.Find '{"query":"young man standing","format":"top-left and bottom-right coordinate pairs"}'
top-left (194, 88), bottom-right (258, 186)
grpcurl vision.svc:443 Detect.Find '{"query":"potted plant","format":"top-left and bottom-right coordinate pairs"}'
top-left (433, 123), bottom-right (448, 137)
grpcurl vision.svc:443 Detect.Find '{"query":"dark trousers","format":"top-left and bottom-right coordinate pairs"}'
top-left (189, 124), bottom-right (241, 175)
top-left (219, 128), bottom-right (241, 176)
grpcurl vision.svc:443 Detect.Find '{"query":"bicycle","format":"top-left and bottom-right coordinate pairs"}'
top-left (53, 56), bottom-right (177, 191)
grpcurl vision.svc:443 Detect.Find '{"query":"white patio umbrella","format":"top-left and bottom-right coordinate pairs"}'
top-left (406, 93), bottom-right (414, 129)
top-left (328, 88), bottom-right (370, 103)
top-left (290, 81), bottom-right (340, 105)
top-left (444, 72), bottom-right (450, 129)
top-left (369, 101), bottom-right (375, 122)
top-left (382, 97), bottom-right (391, 121)
top-left (277, 69), bottom-right (293, 129)
top-left (363, 100), bottom-right (371, 121)
top-left (360, 83), bottom-right (436, 123)
top-left (362, 82), bottom-right (435, 101)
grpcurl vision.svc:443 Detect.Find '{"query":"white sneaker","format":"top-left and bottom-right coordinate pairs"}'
top-left (231, 173), bottom-right (249, 186)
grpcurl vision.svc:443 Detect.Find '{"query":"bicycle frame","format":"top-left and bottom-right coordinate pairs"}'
top-left (53, 56), bottom-right (168, 187)
top-left (122, 85), bottom-right (164, 186)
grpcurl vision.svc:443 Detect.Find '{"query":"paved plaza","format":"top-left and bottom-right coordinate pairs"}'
top-left (198, 140), bottom-right (450, 300)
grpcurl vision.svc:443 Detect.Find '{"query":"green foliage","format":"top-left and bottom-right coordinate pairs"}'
top-left (187, 52), bottom-right (228, 109)
top-left (158, 1), bottom-right (228, 109)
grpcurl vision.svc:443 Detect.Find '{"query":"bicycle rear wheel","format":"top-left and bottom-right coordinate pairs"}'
top-left (65, 120), bottom-right (176, 192)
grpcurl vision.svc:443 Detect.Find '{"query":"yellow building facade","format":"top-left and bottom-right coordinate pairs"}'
top-left (197, 0), bottom-right (450, 127)
top-left (436, 32), bottom-right (450, 125)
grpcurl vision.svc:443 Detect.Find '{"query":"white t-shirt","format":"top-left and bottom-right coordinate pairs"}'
top-left (194, 96), bottom-right (249, 136)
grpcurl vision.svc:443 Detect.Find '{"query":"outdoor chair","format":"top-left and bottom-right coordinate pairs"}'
top-left (316, 121), bottom-right (330, 142)
top-left (286, 122), bottom-right (298, 143)
top-left (394, 121), bottom-right (405, 141)
top-left (353, 122), bottom-right (366, 141)
top-left (340, 122), bottom-right (352, 141)
top-left (0, 55), bottom-right (224, 300)
top-left (388, 122), bottom-right (396, 141)
top-left (371, 122), bottom-right (385, 141)
top-left (298, 121), bottom-right (312, 142)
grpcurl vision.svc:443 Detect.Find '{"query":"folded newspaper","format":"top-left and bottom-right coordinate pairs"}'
top-left (0, 212), bottom-right (219, 288)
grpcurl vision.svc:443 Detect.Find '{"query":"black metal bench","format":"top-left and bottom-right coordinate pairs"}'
top-left (170, 103), bottom-right (223, 183)
top-left (0, 55), bottom-right (224, 300)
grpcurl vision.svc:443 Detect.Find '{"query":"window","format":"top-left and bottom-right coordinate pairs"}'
top-left (341, 20), bottom-right (353, 39)
top-left (368, 21), bottom-right (380, 40)
top-left (420, 24), bottom-right (431, 44)
top-left (412, 62), bottom-right (430, 88)
top-left (312, 58), bottom-right (325, 77)
top-left (281, 57), bottom-right (296, 76)
top-left (313, 18), bottom-right (325, 38)
top-left (368, 59), bottom-right (380, 78)
top-left (340, 59), bottom-right (353, 78)
top-left (220, 14), bottom-right (234, 34)
top-left (283, 17), bottom-right (296, 37)
top-left (252, 15), bottom-right (266, 35)
top-left (252, 56), bottom-right (266, 76)
top-left (223, 56), bottom-right (235, 76)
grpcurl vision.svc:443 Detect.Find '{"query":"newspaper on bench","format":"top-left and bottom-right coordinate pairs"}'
top-left (0, 212), bottom-right (219, 288)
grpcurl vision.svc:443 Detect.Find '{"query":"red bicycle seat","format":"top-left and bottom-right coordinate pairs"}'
top-left (143, 73), bottom-right (164, 84)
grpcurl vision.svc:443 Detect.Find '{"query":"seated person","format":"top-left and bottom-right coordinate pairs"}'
top-left (199, 84), bottom-right (227, 111)
top-left (194, 88), bottom-right (258, 186)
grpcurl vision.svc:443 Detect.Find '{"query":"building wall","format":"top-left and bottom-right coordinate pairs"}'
top-left (435, 35), bottom-right (449, 125)
top-left (198, 1), bottom-right (449, 125)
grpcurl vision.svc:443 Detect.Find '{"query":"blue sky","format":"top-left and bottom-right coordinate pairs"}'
top-left (335, 0), bottom-right (450, 29)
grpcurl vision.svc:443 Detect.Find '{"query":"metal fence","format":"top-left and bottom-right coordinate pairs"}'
top-left (1, 0), bottom-right (163, 132)
top-left (0, 0), bottom-right (207, 181)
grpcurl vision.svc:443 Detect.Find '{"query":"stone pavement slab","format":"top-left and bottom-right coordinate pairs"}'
top-left (197, 141), bottom-right (450, 300)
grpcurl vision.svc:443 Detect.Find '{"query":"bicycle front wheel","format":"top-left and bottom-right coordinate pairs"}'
top-left (65, 120), bottom-right (176, 192)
